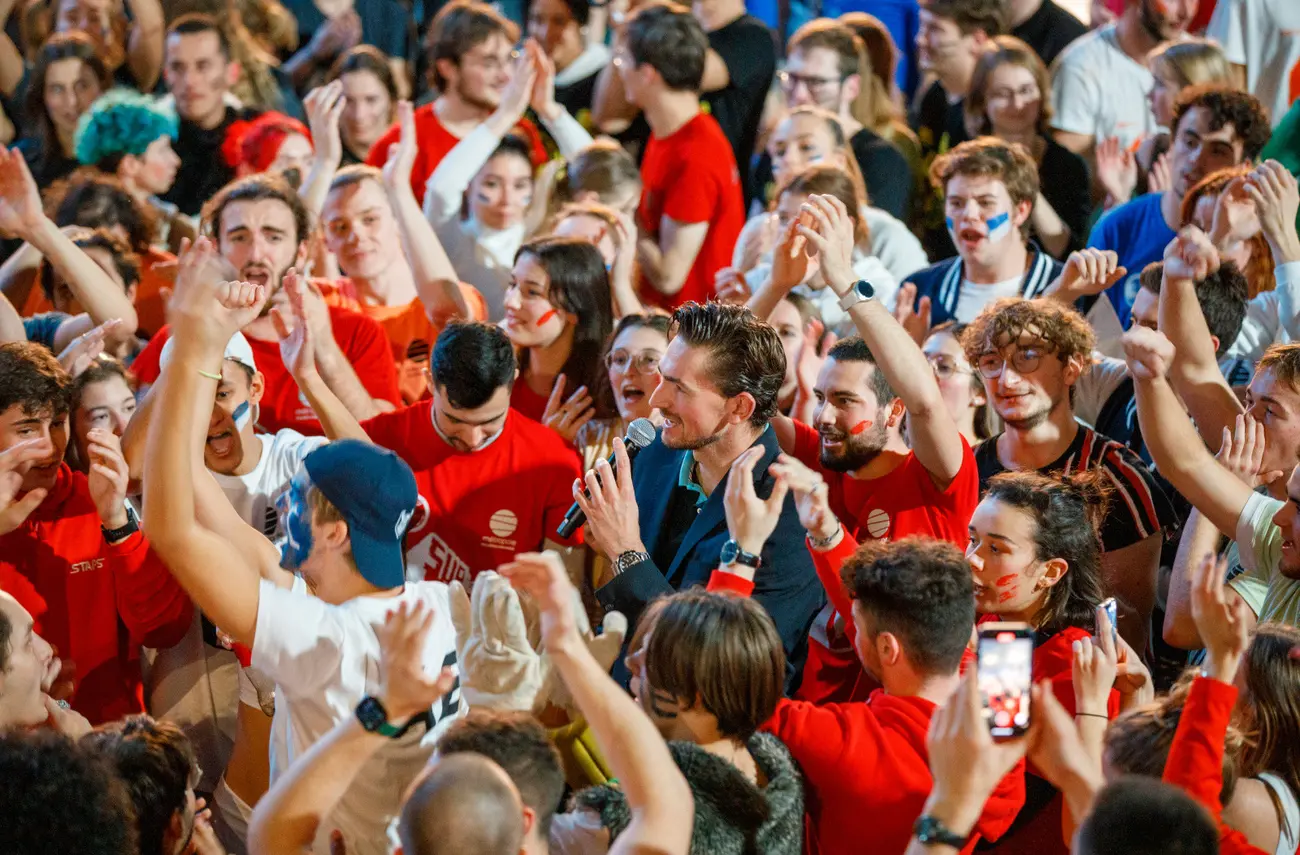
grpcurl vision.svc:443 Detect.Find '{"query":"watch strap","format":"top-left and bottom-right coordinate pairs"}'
top-left (912, 815), bottom-right (968, 848)
top-left (356, 696), bottom-right (403, 738)
top-left (614, 550), bottom-right (650, 575)
top-left (721, 539), bottom-right (762, 568)
top-left (102, 506), bottom-right (140, 542)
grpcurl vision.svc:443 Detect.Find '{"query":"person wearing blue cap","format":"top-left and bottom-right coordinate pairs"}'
top-left (141, 237), bottom-right (460, 855)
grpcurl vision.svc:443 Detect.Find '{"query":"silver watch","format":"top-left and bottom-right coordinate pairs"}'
top-left (837, 279), bottom-right (877, 312)
top-left (613, 550), bottom-right (650, 575)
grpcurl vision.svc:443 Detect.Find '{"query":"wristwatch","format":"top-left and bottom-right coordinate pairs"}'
top-left (613, 550), bottom-right (651, 575)
top-left (719, 539), bottom-right (762, 570)
top-left (912, 815), bottom-right (969, 848)
top-left (356, 696), bottom-right (430, 738)
top-left (102, 506), bottom-right (140, 543)
top-left (837, 279), bottom-right (877, 312)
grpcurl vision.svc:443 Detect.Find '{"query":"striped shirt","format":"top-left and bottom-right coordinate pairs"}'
top-left (976, 422), bottom-right (1177, 551)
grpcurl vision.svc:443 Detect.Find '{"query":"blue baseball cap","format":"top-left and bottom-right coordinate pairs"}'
top-left (303, 439), bottom-right (417, 589)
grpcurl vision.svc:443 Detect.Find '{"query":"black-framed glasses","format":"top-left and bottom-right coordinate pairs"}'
top-left (778, 70), bottom-right (843, 93)
top-left (976, 346), bottom-right (1048, 379)
top-left (605, 349), bottom-right (662, 375)
top-left (927, 354), bottom-right (974, 379)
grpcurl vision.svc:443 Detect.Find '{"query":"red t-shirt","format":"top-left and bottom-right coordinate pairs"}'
top-left (510, 380), bottom-right (550, 424)
top-left (366, 104), bottom-right (549, 208)
top-left (0, 465), bottom-right (192, 724)
top-left (790, 420), bottom-right (980, 704)
top-left (637, 112), bottom-right (745, 310)
top-left (361, 403), bottom-right (582, 584)
top-left (131, 305), bottom-right (401, 436)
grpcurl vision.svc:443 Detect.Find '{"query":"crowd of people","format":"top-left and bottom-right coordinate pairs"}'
top-left (0, 0), bottom-right (1299, 852)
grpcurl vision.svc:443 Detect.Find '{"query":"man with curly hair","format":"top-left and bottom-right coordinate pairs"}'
top-left (1087, 84), bottom-right (1273, 328)
top-left (962, 297), bottom-right (1175, 654)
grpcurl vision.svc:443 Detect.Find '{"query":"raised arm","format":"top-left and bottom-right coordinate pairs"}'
top-left (248, 601), bottom-right (456, 855)
top-left (141, 239), bottom-right (280, 647)
top-left (380, 101), bottom-right (468, 323)
top-left (293, 273), bottom-right (392, 420)
top-left (802, 193), bottom-right (966, 486)
top-left (1247, 161), bottom-right (1300, 342)
top-left (124, 0), bottom-right (166, 91)
top-left (528, 40), bottom-right (594, 158)
top-left (298, 83), bottom-right (346, 218)
top-left (637, 219), bottom-right (709, 298)
top-left (1125, 325), bottom-right (1254, 538)
top-left (1158, 227), bottom-right (1243, 447)
top-left (0, 287), bottom-right (21, 343)
top-left (500, 551), bottom-right (693, 855)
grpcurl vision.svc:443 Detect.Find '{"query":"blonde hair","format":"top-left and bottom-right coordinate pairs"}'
top-left (1149, 38), bottom-right (1235, 89)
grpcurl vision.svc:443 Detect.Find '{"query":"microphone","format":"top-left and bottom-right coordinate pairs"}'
top-left (557, 417), bottom-right (656, 539)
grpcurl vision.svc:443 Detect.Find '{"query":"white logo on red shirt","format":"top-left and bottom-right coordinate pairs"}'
top-left (489, 509), bottom-right (518, 538)
top-left (865, 508), bottom-right (891, 539)
top-left (70, 558), bottom-right (105, 574)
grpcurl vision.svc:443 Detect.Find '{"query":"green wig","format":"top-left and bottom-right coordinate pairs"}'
top-left (74, 89), bottom-right (179, 168)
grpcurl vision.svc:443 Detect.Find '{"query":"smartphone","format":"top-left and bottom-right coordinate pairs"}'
top-left (977, 622), bottom-right (1035, 741)
top-left (1100, 597), bottom-right (1119, 648)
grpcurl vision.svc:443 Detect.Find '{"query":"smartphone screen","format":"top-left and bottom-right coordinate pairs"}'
top-left (1101, 597), bottom-right (1118, 647)
top-left (977, 623), bottom-right (1034, 740)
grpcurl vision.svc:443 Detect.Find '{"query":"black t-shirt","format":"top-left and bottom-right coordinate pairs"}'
top-left (910, 79), bottom-right (967, 260)
top-left (163, 106), bottom-right (262, 217)
top-left (749, 126), bottom-right (912, 219)
top-left (975, 423), bottom-right (1176, 552)
top-left (556, 71), bottom-right (600, 122)
top-left (1012, 0), bottom-right (1088, 68)
top-left (701, 14), bottom-right (777, 206)
top-left (14, 136), bottom-right (79, 189)
top-left (1037, 136), bottom-right (1092, 257)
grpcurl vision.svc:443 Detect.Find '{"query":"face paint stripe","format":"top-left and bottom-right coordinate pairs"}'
top-left (850, 420), bottom-right (873, 435)
top-left (536, 309), bottom-right (558, 326)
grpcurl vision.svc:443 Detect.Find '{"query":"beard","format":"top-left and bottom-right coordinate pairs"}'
top-left (455, 77), bottom-right (499, 113)
top-left (662, 429), bottom-right (722, 452)
top-left (819, 421), bottom-right (888, 472)
top-left (1138, 0), bottom-right (1179, 42)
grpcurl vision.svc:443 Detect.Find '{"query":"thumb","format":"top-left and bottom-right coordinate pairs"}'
top-left (270, 307), bottom-right (291, 340)
top-left (918, 296), bottom-right (932, 325)
top-left (329, 829), bottom-right (348, 855)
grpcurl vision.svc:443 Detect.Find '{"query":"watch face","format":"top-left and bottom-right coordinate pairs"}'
top-left (356, 697), bottom-right (388, 731)
top-left (855, 279), bottom-right (876, 300)
top-left (720, 541), bottom-right (739, 564)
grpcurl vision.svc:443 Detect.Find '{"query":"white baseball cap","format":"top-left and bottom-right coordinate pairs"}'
top-left (159, 331), bottom-right (258, 375)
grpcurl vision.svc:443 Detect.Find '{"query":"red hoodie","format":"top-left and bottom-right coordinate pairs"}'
top-left (1165, 677), bottom-right (1270, 855)
top-left (0, 464), bottom-right (192, 724)
top-left (763, 692), bottom-right (1025, 855)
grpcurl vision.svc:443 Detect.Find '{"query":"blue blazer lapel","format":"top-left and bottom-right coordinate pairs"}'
top-left (666, 429), bottom-right (780, 581)
top-left (632, 434), bottom-right (680, 561)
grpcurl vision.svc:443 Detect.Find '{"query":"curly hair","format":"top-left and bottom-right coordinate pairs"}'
top-left (1171, 84), bottom-right (1273, 163)
top-left (74, 88), bottom-right (178, 170)
top-left (0, 732), bottom-right (138, 855)
top-left (0, 342), bottom-right (73, 421)
top-left (960, 297), bottom-right (1096, 368)
top-left (670, 301), bottom-right (786, 427)
top-left (44, 169), bottom-right (158, 255)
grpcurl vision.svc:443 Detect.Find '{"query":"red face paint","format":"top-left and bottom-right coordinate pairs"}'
top-left (994, 574), bottom-right (1018, 587)
top-left (850, 420), bottom-right (873, 435)
top-left (537, 309), bottom-right (558, 326)
top-left (997, 588), bottom-right (1018, 604)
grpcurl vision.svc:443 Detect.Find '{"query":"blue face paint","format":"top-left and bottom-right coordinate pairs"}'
top-left (232, 400), bottom-right (253, 432)
top-left (945, 216), bottom-right (955, 232)
top-left (986, 211), bottom-right (1013, 242)
top-left (278, 469), bottom-right (314, 570)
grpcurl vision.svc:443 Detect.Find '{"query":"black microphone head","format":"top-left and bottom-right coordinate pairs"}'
top-left (626, 418), bottom-right (656, 450)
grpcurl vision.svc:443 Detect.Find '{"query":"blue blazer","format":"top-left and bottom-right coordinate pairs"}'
top-left (595, 426), bottom-right (824, 684)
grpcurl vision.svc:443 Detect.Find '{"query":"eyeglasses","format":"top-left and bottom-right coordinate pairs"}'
top-left (605, 349), bottom-right (662, 375)
top-left (976, 346), bottom-right (1048, 379)
top-left (987, 85), bottom-right (1041, 104)
top-left (927, 354), bottom-right (974, 379)
top-left (778, 70), bottom-right (843, 93)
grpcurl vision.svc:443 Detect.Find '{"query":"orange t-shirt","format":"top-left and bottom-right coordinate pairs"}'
top-left (318, 279), bottom-right (489, 404)
top-left (22, 246), bottom-right (176, 339)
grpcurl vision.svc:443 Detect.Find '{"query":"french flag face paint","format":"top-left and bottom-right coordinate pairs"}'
top-left (985, 211), bottom-right (1013, 242)
top-left (232, 400), bottom-right (253, 432)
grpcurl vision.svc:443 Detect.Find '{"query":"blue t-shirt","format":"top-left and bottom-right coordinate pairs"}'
top-left (22, 312), bottom-right (69, 352)
top-left (1087, 192), bottom-right (1177, 328)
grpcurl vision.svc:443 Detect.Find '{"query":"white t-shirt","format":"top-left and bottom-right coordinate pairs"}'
top-left (1231, 491), bottom-right (1300, 627)
top-left (212, 429), bottom-right (326, 540)
top-left (1209, 0), bottom-right (1300, 127)
top-left (954, 275), bottom-right (1025, 323)
top-left (253, 576), bottom-right (462, 855)
top-left (1051, 24), bottom-right (1159, 148)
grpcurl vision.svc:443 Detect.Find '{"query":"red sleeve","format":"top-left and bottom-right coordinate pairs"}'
top-left (791, 419), bottom-right (821, 470)
top-left (706, 568), bottom-right (755, 596)
top-left (514, 118), bottom-right (548, 168)
top-left (108, 532), bottom-right (194, 649)
top-left (810, 532), bottom-right (859, 645)
top-left (129, 326), bottom-right (172, 385)
top-left (365, 122), bottom-right (399, 169)
top-left (1164, 677), bottom-right (1265, 855)
top-left (541, 444), bottom-right (584, 547)
top-left (763, 697), bottom-right (878, 785)
top-left (335, 309), bottom-right (401, 406)
top-left (972, 760), bottom-right (1028, 846)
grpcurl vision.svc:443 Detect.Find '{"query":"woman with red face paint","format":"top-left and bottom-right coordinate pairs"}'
top-left (502, 236), bottom-right (615, 443)
top-left (966, 469), bottom-right (1122, 854)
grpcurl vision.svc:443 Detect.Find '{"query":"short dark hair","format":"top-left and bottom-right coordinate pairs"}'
top-left (922, 0), bottom-right (1007, 37)
top-left (625, 2), bottom-right (709, 92)
top-left (670, 302), bottom-right (786, 427)
top-left (82, 716), bottom-right (196, 855)
top-left (0, 342), bottom-right (73, 421)
top-left (827, 336), bottom-right (898, 406)
top-left (201, 173), bottom-right (312, 246)
top-left (329, 45), bottom-right (400, 105)
top-left (426, 0), bottom-right (519, 92)
top-left (1140, 260), bottom-right (1248, 358)
top-left (0, 732), bottom-right (139, 855)
top-left (430, 322), bottom-right (517, 409)
top-left (166, 13), bottom-right (231, 59)
top-left (399, 752), bottom-right (524, 855)
top-left (44, 169), bottom-right (158, 256)
top-left (437, 712), bottom-right (564, 837)
top-left (1075, 778), bottom-right (1218, 855)
top-left (1171, 84), bottom-right (1272, 163)
top-left (645, 590), bottom-right (785, 741)
top-left (40, 228), bottom-right (141, 303)
top-left (841, 536), bottom-right (975, 675)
